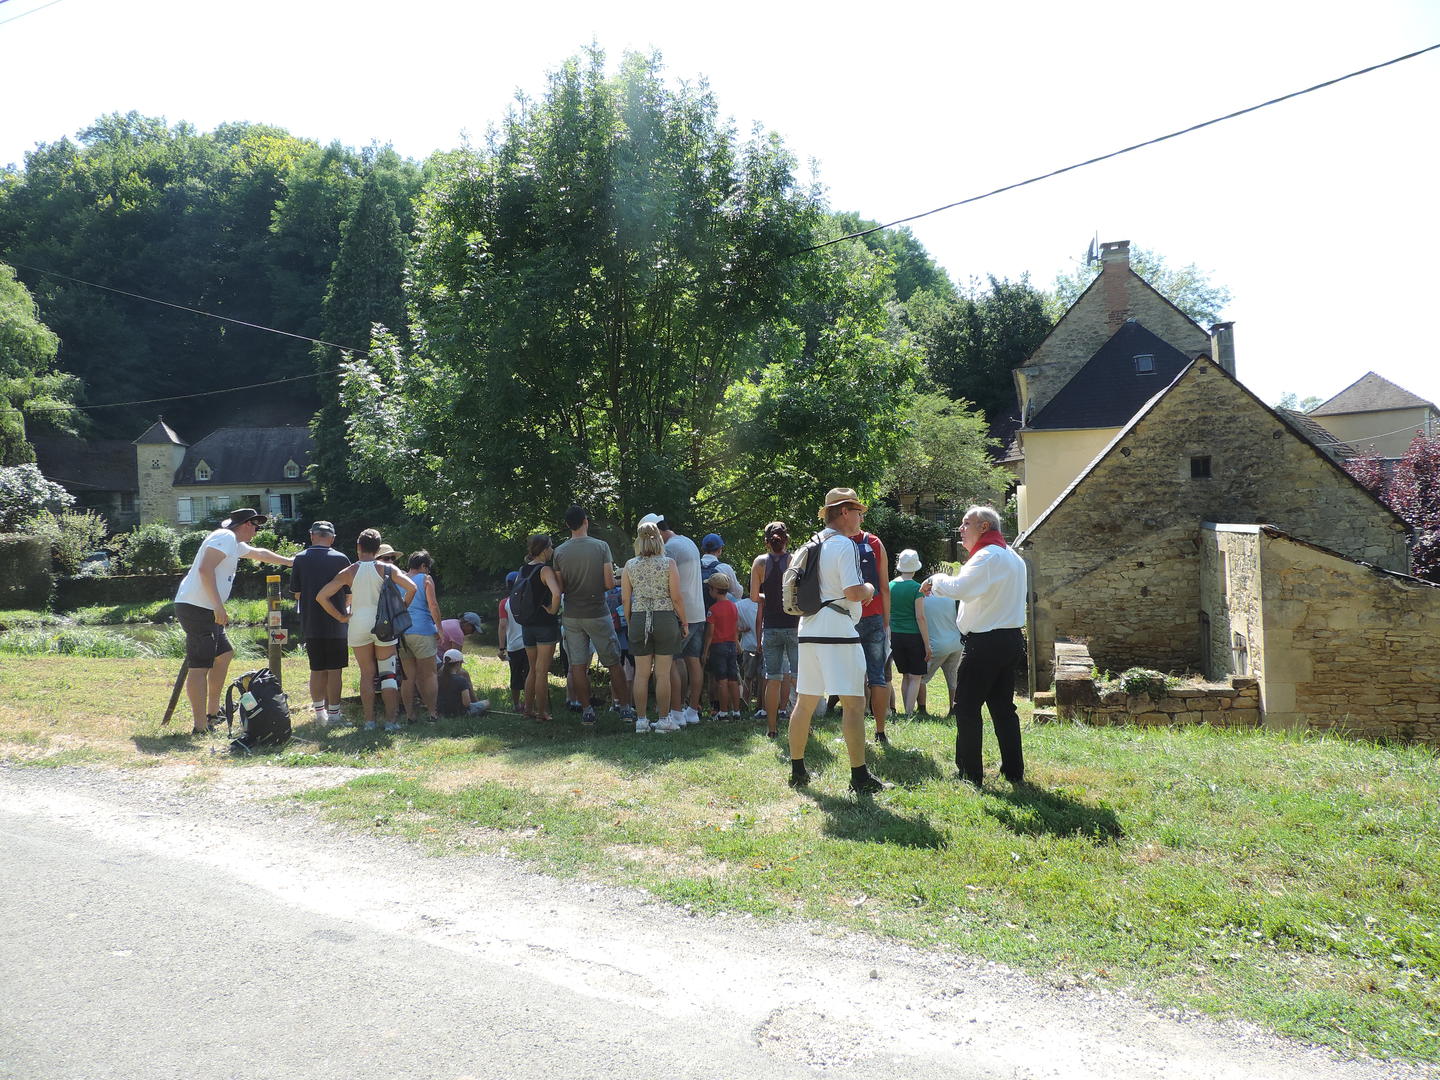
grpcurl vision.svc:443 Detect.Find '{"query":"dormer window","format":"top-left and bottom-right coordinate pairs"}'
top-left (195, 461), bottom-right (212, 482)
top-left (283, 460), bottom-right (300, 479)
top-left (1133, 354), bottom-right (1156, 374)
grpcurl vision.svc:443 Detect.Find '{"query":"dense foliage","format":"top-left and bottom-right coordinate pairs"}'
top-left (341, 50), bottom-right (921, 568)
top-left (0, 462), bottom-right (73, 531)
top-left (1386, 433), bottom-right (1440, 582)
top-left (0, 262), bottom-right (74, 464)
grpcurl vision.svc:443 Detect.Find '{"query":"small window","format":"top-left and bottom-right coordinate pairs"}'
top-left (195, 460), bottom-right (211, 481)
top-left (177, 497), bottom-right (194, 525)
top-left (283, 460), bottom-right (300, 479)
top-left (150, 457), bottom-right (163, 469)
top-left (120, 492), bottom-right (136, 514)
top-left (1190, 455), bottom-right (1212, 479)
top-left (1133, 354), bottom-right (1156, 374)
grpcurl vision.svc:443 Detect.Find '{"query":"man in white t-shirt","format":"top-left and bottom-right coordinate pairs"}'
top-left (173, 507), bottom-right (294, 735)
top-left (787, 487), bottom-right (886, 795)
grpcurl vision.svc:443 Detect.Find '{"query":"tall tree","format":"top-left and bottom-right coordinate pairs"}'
top-left (912, 274), bottom-right (1051, 425)
top-left (1050, 245), bottom-right (1231, 325)
top-left (341, 49), bottom-right (915, 567)
top-left (0, 262), bottom-right (75, 465)
top-left (307, 171), bottom-right (410, 535)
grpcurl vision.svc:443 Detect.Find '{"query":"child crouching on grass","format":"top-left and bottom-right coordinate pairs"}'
top-left (701, 573), bottom-right (742, 720)
top-left (437, 649), bottom-right (490, 717)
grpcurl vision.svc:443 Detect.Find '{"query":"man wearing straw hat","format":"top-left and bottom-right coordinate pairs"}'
top-left (786, 487), bottom-right (886, 795)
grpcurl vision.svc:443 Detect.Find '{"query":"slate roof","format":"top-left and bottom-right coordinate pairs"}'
top-left (32, 437), bottom-right (137, 493)
top-left (173, 427), bottom-right (314, 487)
top-left (133, 419), bottom-right (186, 446)
top-left (1311, 372), bottom-right (1436, 416)
top-left (1027, 320), bottom-right (1195, 430)
top-left (1276, 409), bottom-right (1356, 461)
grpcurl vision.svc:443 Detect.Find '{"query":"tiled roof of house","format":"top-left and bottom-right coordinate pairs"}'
top-left (1026, 320), bottom-right (1195, 430)
top-left (173, 427), bottom-right (314, 487)
top-left (1310, 371), bottom-right (1436, 416)
top-left (31, 437), bottom-right (138, 494)
top-left (1276, 409), bottom-right (1356, 461)
top-left (133, 419), bottom-right (187, 446)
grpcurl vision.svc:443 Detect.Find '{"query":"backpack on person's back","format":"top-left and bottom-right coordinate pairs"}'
top-left (781, 533), bottom-right (845, 618)
top-left (508, 562), bottom-right (546, 625)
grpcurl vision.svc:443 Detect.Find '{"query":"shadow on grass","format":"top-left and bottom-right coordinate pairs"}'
top-left (983, 782), bottom-right (1124, 843)
top-left (871, 743), bottom-right (944, 786)
top-left (802, 788), bottom-right (945, 849)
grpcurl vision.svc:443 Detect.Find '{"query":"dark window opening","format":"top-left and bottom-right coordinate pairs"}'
top-left (1191, 455), bottom-right (1212, 479)
top-left (1133, 353), bottom-right (1156, 374)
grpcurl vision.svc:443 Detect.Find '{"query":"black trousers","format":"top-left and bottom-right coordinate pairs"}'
top-left (507, 650), bottom-right (530, 699)
top-left (951, 627), bottom-right (1025, 786)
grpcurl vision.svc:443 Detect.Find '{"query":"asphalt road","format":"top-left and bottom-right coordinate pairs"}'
top-left (0, 765), bottom-right (1425, 1080)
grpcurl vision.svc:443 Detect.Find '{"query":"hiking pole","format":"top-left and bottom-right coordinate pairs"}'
top-left (266, 574), bottom-right (285, 689)
top-left (161, 659), bottom-right (189, 726)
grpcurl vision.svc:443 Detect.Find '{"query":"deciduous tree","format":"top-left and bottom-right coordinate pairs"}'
top-left (1050, 246), bottom-right (1231, 326)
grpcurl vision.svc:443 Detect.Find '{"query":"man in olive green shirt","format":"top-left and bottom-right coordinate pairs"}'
top-left (554, 505), bottom-right (634, 725)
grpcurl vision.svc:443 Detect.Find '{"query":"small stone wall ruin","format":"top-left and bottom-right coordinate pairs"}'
top-left (1046, 640), bottom-right (1260, 728)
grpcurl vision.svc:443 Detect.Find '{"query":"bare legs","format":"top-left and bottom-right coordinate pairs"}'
top-left (525, 643), bottom-right (556, 720)
top-left (185, 651), bottom-right (233, 732)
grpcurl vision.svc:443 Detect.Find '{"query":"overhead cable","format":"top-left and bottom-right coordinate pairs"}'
top-left (792, 42), bottom-right (1440, 256)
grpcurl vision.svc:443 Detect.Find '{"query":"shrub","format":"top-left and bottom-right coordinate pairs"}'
top-left (177, 529), bottom-right (210, 566)
top-left (0, 463), bottom-right (73, 531)
top-left (119, 522), bottom-right (181, 574)
top-left (28, 508), bottom-right (110, 575)
top-left (861, 504), bottom-right (949, 569)
top-left (238, 528), bottom-right (301, 574)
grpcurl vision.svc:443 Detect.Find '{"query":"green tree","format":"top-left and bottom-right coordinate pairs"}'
top-left (1274, 392), bottom-right (1323, 413)
top-left (883, 392), bottom-right (1009, 512)
top-left (830, 213), bottom-right (955, 303)
top-left (1050, 246), bottom-right (1231, 326)
top-left (341, 49), bottom-right (915, 568)
top-left (0, 262), bottom-right (76, 464)
top-left (913, 274), bottom-right (1051, 424)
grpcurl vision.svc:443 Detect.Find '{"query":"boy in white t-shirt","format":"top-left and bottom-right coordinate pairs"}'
top-left (173, 508), bottom-right (295, 735)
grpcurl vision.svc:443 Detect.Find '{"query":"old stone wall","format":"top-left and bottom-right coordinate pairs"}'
top-left (1023, 358), bottom-right (1409, 687)
top-left (1199, 526), bottom-right (1265, 683)
top-left (1051, 641), bottom-right (1261, 728)
top-left (1257, 532), bottom-right (1440, 743)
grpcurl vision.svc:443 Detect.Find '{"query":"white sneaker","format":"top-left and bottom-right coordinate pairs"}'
top-left (326, 709), bottom-right (344, 726)
top-left (653, 716), bottom-right (681, 733)
top-left (683, 707), bottom-right (700, 726)
top-left (635, 718), bottom-right (652, 733)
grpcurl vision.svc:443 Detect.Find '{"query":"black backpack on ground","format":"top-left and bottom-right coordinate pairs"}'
top-left (225, 668), bottom-right (292, 752)
top-left (508, 562), bottom-right (546, 625)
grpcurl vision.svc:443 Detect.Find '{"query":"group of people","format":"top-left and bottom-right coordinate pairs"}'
top-left (174, 510), bottom-right (488, 734)
top-left (172, 486), bottom-right (1029, 791)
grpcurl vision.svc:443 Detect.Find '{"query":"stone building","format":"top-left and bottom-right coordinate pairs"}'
top-left (1308, 371), bottom-right (1437, 462)
top-left (134, 419), bottom-right (313, 529)
top-left (1016, 355), bottom-right (1440, 742)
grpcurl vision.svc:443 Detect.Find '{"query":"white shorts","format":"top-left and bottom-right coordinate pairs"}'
top-left (347, 610), bottom-right (396, 650)
top-left (796, 639), bottom-right (865, 698)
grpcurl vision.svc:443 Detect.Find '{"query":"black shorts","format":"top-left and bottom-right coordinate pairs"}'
top-left (707, 641), bottom-right (740, 681)
top-left (305, 637), bottom-right (349, 672)
top-left (891, 632), bottom-right (928, 676)
top-left (175, 602), bottom-right (233, 669)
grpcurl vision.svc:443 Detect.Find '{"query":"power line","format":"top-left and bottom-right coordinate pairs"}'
top-left (74, 368), bottom-right (344, 410)
top-left (6, 259), bottom-right (369, 356)
top-left (793, 42), bottom-right (1440, 256)
top-left (0, 0), bottom-right (66, 27)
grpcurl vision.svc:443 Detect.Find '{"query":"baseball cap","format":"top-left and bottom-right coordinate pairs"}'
top-left (309, 520), bottom-right (336, 536)
top-left (442, 648), bottom-right (464, 664)
top-left (505, 571), bottom-right (519, 588)
top-left (701, 533), bottom-right (724, 552)
top-left (764, 521), bottom-right (788, 539)
top-left (638, 513), bottom-right (663, 528)
top-left (461, 611), bottom-right (482, 630)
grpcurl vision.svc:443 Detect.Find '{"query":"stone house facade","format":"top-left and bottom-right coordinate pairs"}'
top-left (134, 419), bottom-right (313, 529)
top-left (1200, 525), bottom-right (1440, 742)
top-left (1016, 355), bottom-right (1411, 691)
top-left (1308, 371), bottom-right (1437, 462)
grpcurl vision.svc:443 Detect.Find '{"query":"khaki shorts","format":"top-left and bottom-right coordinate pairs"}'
top-left (630, 609), bottom-right (683, 657)
top-left (399, 632), bottom-right (439, 660)
top-left (562, 614), bottom-right (622, 668)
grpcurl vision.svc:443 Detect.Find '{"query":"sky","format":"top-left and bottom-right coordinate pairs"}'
top-left (2, 0), bottom-right (1437, 421)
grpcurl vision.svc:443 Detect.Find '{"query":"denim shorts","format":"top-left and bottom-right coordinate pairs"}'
top-left (678, 621), bottom-right (706, 659)
top-left (856, 613), bottom-right (889, 686)
top-left (760, 627), bottom-right (798, 680)
top-left (707, 641), bottom-right (740, 681)
top-left (522, 622), bottom-right (561, 647)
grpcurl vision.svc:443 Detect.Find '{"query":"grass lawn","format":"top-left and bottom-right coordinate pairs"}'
top-left (1, 650), bottom-right (1436, 1065)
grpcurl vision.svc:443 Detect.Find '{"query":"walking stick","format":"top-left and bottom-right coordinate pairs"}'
top-left (161, 659), bottom-right (189, 726)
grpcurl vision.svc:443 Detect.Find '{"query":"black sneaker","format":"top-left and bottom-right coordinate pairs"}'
top-left (875, 731), bottom-right (890, 747)
top-left (849, 772), bottom-right (889, 796)
top-left (581, 707), bottom-right (598, 726)
top-left (788, 768), bottom-right (811, 789)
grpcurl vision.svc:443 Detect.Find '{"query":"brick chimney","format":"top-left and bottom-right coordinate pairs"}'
top-left (1100, 240), bottom-right (1131, 330)
top-left (1210, 322), bottom-right (1235, 377)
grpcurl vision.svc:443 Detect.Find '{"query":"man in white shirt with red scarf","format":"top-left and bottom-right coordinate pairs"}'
top-left (921, 504), bottom-right (1027, 787)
